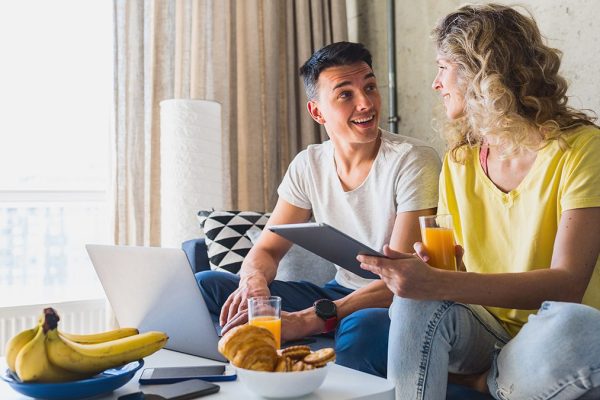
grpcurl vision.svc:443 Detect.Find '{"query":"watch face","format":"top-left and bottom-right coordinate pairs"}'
top-left (315, 299), bottom-right (336, 318)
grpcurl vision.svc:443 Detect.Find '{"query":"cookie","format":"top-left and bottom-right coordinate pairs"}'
top-left (303, 347), bottom-right (336, 367)
top-left (274, 356), bottom-right (287, 372)
top-left (281, 345), bottom-right (311, 360)
top-left (285, 356), bottom-right (293, 371)
top-left (291, 360), bottom-right (306, 371)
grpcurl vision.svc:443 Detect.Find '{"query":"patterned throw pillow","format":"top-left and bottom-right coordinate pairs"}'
top-left (197, 210), bottom-right (271, 274)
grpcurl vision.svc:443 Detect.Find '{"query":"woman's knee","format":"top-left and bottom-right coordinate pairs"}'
top-left (491, 302), bottom-right (600, 398)
top-left (389, 296), bottom-right (455, 327)
top-left (526, 302), bottom-right (600, 343)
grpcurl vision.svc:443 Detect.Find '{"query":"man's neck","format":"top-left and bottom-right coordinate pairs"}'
top-left (332, 132), bottom-right (382, 192)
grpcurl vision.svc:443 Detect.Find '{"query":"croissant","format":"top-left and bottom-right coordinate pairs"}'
top-left (218, 324), bottom-right (278, 371)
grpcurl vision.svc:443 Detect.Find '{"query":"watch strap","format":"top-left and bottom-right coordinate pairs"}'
top-left (323, 315), bottom-right (338, 333)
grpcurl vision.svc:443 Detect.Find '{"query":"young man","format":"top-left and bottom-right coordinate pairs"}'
top-left (197, 42), bottom-right (441, 377)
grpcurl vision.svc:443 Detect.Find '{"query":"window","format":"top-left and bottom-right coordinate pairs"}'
top-left (0, 0), bottom-right (112, 307)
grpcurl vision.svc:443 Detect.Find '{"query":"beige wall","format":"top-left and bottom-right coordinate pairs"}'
top-left (348, 0), bottom-right (600, 155)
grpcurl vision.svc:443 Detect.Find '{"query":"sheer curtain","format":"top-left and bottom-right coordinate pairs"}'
top-left (113, 0), bottom-right (347, 246)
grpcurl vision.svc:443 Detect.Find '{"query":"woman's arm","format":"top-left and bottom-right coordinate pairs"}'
top-left (359, 207), bottom-right (600, 309)
top-left (334, 208), bottom-right (435, 316)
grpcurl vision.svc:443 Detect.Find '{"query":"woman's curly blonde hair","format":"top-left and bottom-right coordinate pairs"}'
top-left (432, 3), bottom-right (596, 163)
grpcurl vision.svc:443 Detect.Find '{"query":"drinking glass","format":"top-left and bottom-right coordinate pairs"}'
top-left (418, 215), bottom-right (457, 271)
top-left (248, 296), bottom-right (282, 349)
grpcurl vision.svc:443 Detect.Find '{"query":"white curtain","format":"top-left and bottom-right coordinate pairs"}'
top-left (112, 0), bottom-right (347, 246)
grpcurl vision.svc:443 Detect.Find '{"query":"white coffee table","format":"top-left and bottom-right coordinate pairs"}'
top-left (1, 349), bottom-right (395, 399)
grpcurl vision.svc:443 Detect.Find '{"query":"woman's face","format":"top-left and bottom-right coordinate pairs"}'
top-left (432, 54), bottom-right (466, 120)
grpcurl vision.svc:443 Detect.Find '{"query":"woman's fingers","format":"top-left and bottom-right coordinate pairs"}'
top-left (359, 260), bottom-right (382, 276)
top-left (358, 246), bottom-right (416, 271)
top-left (383, 246), bottom-right (415, 259)
top-left (357, 254), bottom-right (388, 267)
top-left (413, 242), bottom-right (430, 262)
top-left (455, 244), bottom-right (464, 259)
top-left (455, 244), bottom-right (466, 271)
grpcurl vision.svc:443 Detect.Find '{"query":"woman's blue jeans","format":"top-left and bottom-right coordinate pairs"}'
top-left (388, 297), bottom-right (600, 399)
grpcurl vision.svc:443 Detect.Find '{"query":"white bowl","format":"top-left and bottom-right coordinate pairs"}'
top-left (236, 363), bottom-right (330, 398)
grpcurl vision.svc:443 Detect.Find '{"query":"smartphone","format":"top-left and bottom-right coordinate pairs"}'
top-left (145, 379), bottom-right (220, 399)
top-left (139, 365), bottom-right (236, 384)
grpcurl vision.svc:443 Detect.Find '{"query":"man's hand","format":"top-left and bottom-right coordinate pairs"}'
top-left (220, 309), bottom-right (249, 335)
top-left (219, 274), bottom-right (270, 327)
top-left (221, 308), bottom-right (326, 342)
top-left (224, 309), bottom-right (327, 342)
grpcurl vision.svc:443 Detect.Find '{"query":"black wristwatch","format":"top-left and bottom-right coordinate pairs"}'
top-left (313, 299), bottom-right (338, 333)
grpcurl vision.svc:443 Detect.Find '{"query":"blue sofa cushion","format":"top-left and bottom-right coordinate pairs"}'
top-left (182, 238), bottom-right (209, 274)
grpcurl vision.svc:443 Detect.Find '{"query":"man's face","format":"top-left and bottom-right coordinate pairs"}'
top-left (307, 62), bottom-right (381, 145)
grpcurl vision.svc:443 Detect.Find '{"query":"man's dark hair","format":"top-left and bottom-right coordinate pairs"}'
top-left (299, 41), bottom-right (373, 100)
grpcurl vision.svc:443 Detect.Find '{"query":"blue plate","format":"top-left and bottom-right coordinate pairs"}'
top-left (1, 360), bottom-right (143, 400)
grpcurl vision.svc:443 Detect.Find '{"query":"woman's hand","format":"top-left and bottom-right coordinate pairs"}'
top-left (357, 245), bottom-right (438, 299)
top-left (358, 243), bottom-right (465, 299)
top-left (413, 242), bottom-right (466, 271)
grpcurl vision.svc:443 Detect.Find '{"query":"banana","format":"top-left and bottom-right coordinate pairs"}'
top-left (59, 327), bottom-right (139, 344)
top-left (15, 327), bottom-right (91, 382)
top-left (5, 325), bottom-right (38, 372)
top-left (46, 329), bottom-right (168, 374)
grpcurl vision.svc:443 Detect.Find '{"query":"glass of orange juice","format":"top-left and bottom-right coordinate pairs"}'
top-left (418, 215), bottom-right (457, 271)
top-left (248, 296), bottom-right (282, 349)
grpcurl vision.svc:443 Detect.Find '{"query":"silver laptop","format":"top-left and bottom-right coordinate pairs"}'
top-left (85, 244), bottom-right (226, 362)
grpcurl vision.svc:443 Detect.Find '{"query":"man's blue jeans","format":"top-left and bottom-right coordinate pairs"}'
top-left (196, 270), bottom-right (390, 377)
top-left (388, 298), bottom-right (600, 399)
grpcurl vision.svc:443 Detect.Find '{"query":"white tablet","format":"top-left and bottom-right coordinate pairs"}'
top-left (269, 222), bottom-right (383, 280)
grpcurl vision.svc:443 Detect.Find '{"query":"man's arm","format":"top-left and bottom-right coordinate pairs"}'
top-left (282, 208), bottom-right (436, 341)
top-left (219, 198), bottom-right (311, 329)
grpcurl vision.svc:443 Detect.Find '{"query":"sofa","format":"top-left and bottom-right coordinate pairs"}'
top-left (182, 237), bottom-right (493, 400)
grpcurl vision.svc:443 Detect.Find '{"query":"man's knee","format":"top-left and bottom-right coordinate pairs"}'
top-left (335, 309), bottom-right (389, 376)
top-left (195, 270), bottom-right (237, 289)
top-left (336, 308), bottom-right (389, 343)
top-left (195, 270), bottom-right (239, 314)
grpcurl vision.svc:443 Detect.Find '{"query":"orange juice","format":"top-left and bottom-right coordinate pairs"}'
top-left (422, 227), bottom-right (456, 270)
top-left (249, 316), bottom-right (282, 349)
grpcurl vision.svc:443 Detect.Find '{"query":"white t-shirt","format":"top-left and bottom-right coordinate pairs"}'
top-left (277, 129), bottom-right (441, 289)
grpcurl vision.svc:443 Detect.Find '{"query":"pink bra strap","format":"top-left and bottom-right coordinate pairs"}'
top-left (479, 143), bottom-right (490, 176)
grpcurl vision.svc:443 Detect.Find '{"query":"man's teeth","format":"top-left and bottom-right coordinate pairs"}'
top-left (352, 115), bottom-right (374, 123)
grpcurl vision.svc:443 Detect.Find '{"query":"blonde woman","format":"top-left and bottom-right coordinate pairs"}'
top-left (358, 4), bottom-right (600, 399)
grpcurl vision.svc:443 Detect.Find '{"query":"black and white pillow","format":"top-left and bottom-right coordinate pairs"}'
top-left (197, 210), bottom-right (271, 274)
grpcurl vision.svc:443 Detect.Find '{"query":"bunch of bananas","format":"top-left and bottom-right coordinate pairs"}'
top-left (5, 307), bottom-right (168, 382)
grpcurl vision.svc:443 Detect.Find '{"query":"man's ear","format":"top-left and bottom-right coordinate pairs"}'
top-left (307, 101), bottom-right (325, 125)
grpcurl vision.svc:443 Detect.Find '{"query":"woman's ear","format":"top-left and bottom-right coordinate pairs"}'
top-left (307, 101), bottom-right (325, 125)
